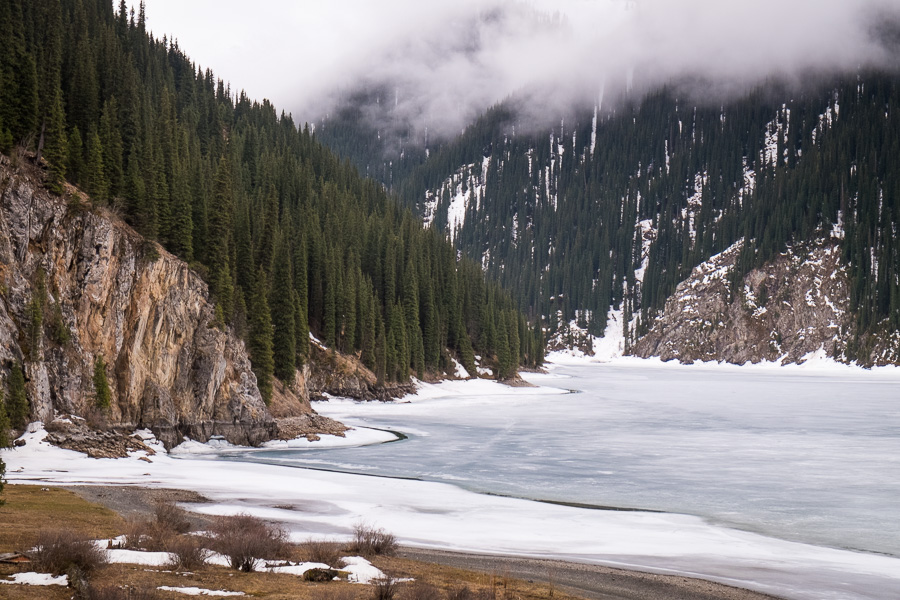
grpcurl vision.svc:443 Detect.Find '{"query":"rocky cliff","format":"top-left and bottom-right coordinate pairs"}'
top-left (0, 156), bottom-right (314, 449)
top-left (632, 237), bottom-right (900, 366)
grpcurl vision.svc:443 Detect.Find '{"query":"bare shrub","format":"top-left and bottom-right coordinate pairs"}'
top-left (372, 577), bottom-right (397, 600)
top-left (123, 518), bottom-right (174, 552)
top-left (302, 539), bottom-right (343, 566)
top-left (124, 501), bottom-right (190, 551)
top-left (402, 581), bottom-right (442, 600)
top-left (210, 513), bottom-right (289, 572)
top-left (165, 535), bottom-right (210, 570)
top-left (349, 523), bottom-right (398, 557)
top-left (154, 501), bottom-right (191, 534)
top-left (32, 530), bottom-right (107, 575)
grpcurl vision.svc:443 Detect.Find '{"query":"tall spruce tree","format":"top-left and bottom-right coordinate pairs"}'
top-left (7, 364), bottom-right (28, 430)
top-left (93, 356), bottom-right (112, 409)
top-left (248, 267), bottom-right (275, 403)
top-left (0, 388), bottom-right (10, 448)
top-left (271, 239), bottom-right (296, 382)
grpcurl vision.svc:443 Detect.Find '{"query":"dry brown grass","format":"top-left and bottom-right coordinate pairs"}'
top-left (371, 556), bottom-right (583, 600)
top-left (0, 486), bottom-right (585, 600)
top-left (0, 485), bottom-right (124, 553)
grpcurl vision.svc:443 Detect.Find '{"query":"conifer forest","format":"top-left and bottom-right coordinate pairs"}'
top-left (0, 0), bottom-right (544, 401)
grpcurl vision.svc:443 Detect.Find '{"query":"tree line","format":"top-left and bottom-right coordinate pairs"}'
top-left (0, 0), bottom-right (544, 412)
top-left (320, 72), bottom-right (900, 358)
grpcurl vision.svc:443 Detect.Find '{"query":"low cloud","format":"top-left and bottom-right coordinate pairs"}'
top-left (136, 0), bottom-right (900, 136)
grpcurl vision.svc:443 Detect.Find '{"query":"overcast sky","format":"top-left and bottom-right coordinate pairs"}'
top-left (130, 0), bottom-right (900, 133)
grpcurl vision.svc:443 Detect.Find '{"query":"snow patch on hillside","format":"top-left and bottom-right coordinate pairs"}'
top-left (423, 156), bottom-right (491, 241)
top-left (634, 218), bottom-right (656, 284)
top-left (546, 308), bottom-right (626, 364)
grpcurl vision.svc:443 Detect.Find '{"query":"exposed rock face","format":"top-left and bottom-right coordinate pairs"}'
top-left (306, 339), bottom-right (415, 401)
top-left (0, 157), bottom-right (304, 449)
top-left (633, 238), bottom-right (866, 365)
top-left (44, 418), bottom-right (158, 459)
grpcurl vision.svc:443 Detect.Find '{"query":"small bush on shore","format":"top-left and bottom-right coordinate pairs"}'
top-left (301, 539), bottom-right (343, 566)
top-left (349, 523), bottom-right (398, 557)
top-left (32, 529), bottom-right (107, 575)
top-left (165, 534), bottom-right (210, 570)
top-left (154, 501), bottom-right (191, 534)
top-left (210, 513), bottom-right (289, 572)
top-left (124, 501), bottom-right (191, 551)
top-left (372, 576), bottom-right (397, 600)
top-left (124, 517), bottom-right (174, 552)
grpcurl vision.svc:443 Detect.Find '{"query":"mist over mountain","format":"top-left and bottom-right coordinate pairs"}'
top-left (133, 0), bottom-right (900, 139)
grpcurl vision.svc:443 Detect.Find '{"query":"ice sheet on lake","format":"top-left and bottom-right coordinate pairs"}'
top-left (3, 365), bottom-right (900, 600)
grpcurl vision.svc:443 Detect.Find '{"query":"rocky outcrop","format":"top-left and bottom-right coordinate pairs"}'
top-left (0, 156), bottom-right (310, 449)
top-left (633, 238), bottom-right (864, 365)
top-left (306, 338), bottom-right (415, 401)
top-left (275, 414), bottom-right (349, 441)
top-left (43, 418), bottom-right (158, 459)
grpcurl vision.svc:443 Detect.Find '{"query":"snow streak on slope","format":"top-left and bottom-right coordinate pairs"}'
top-left (423, 156), bottom-right (491, 241)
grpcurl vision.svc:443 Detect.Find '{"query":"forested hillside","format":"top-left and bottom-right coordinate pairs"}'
top-left (319, 71), bottom-right (900, 364)
top-left (0, 0), bottom-right (543, 400)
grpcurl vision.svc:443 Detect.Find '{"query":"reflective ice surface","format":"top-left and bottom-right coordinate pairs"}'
top-left (223, 361), bottom-right (900, 557)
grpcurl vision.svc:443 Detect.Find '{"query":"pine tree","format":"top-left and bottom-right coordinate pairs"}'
top-left (496, 319), bottom-right (512, 380)
top-left (0, 387), bottom-right (10, 448)
top-left (375, 317), bottom-right (387, 386)
top-left (99, 99), bottom-right (125, 199)
top-left (208, 157), bottom-right (234, 318)
top-left (248, 267), bottom-right (275, 403)
top-left (293, 289), bottom-right (308, 367)
top-left (361, 288), bottom-right (377, 370)
top-left (169, 159), bottom-right (194, 261)
top-left (422, 282), bottom-right (439, 369)
top-left (293, 240), bottom-right (309, 365)
top-left (84, 128), bottom-right (108, 205)
top-left (323, 249), bottom-right (337, 348)
top-left (271, 239), bottom-right (296, 382)
top-left (27, 295), bottom-right (42, 361)
top-left (0, 0), bottom-right (37, 145)
top-left (93, 356), bottom-right (112, 409)
top-left (42, 86), bottom-right (68, 194)
top-left (67, 126), bottom-right (84, 186)
top-left (7, 364), bottom-right (28, 430)
top-left (402, 259), bottom-right (425, 377)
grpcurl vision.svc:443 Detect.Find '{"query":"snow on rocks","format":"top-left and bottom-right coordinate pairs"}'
top-left (0, 572), bottom-right (68, 586)
top-left (340, 556), bottom-right (388, 584)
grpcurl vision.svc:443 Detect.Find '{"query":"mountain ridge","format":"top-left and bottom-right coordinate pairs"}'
top-left (318, 72), bottom-right (900, 367)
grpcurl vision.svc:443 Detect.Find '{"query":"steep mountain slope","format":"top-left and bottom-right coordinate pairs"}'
top-left (0, 156), bottom-right (280, 448)
top-left (0, 0), bottom-right (543, 412)
top-left (321, 72), bottom-right (900, 366)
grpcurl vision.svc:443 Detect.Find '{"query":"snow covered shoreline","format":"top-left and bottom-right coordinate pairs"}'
top-left (3, 360), bottom-right (900, 600)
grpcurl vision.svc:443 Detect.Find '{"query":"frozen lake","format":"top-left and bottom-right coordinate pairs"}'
top-left (224, 360), bottom-right (900, 558)
top-left (6, 358), bottom-right (900, 600)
